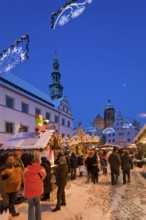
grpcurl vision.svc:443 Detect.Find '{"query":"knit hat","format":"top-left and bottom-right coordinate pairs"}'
top-left (41, 156), bottom-right (47, 161)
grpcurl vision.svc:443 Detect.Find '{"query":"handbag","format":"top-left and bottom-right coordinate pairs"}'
top-left (50, 173), bottom-right (56, 184)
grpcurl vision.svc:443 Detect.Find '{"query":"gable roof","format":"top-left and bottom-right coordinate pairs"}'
top-left (73, 127), bottom-right (86, 137)
top-left (0, 72), bottom-right (56, 108)
top-left (93, 114), bottom-right (105, 129)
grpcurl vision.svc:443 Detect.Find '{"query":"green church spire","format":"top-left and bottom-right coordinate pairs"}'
top-left (49, 51), bottom-right (63, 100)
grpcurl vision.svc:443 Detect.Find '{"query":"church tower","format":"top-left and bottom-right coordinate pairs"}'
top-left (104, 99), bottom-right (115, 128)
top-left (49, 52), bottom-right (63, 100)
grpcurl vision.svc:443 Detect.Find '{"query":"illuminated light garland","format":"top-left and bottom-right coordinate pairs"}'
top-left (0, 34), bottom-right (30, 74)
top-left (51, 0), bottom-right (93, 30)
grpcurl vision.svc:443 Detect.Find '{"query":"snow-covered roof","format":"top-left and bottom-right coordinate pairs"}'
top-left (122, 123), bottom-right (134, 129)
top-left (0, 72), bottom-right (63, 108)
top-left (103, 127), bottom-right (115, 134)
top-left (0, 130), bottom-right (57, 150)
top-left (104, 99), bottom-right (115, 110)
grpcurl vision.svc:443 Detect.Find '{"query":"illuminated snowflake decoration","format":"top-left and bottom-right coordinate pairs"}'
top-left (59, 15), bottom-right (70, 26)
top-left (0, 34), bottom-right (29, 74)
top-left (51, 0), bottom-right (93, 30)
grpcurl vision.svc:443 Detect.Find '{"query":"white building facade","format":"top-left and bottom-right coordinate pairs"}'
top-left (0, 56), bottom-right (73, 145)
top-left (103, 112), bottom-right (139, 146)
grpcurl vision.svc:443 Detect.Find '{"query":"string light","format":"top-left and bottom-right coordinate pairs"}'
top-left (0, 34), bottom-right (30, 73)
top-left (51, 0), bottom-right (93, 30)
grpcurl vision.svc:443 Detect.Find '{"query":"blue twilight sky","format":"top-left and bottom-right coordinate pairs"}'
top-left (0, 0), bottom-right (146, 129)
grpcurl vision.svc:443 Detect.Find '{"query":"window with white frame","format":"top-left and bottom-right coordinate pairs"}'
top-left (55, 115), bottom-right (59, 123)
top-left (18, 124), bottom-right (28, 132)
top-left (5, 122), bottom-right (14, 134)
top-left (62, 118), bottom-right (65, 126)
top-left (35, 108), bottom-right (41, 115)
top-left (46, 112), bottom-right (51, 120)
top-left (5, 95), bottom-right (14, 109)
top-left (67, 120), bottom-right (70, 128)
top-left (22, 102), bottom-right (29, 114)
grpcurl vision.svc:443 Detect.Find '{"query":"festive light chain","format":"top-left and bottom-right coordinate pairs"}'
top-left (51, 0), bottom-right (78, 29)
top-left (51, 0), bottom-right (93, 30)
top-left (0, 34), bottom-right (30, 74)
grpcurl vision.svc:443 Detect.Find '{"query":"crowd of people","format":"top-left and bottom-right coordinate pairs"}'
top-left (0, 147), bottom-right (136, 219)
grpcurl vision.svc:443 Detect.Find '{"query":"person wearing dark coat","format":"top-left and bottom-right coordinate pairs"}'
top-left (78, 154), bottom-right (84, 177)
top-left (70, 152), bottom-right (78, 180)
top-left (85, 151), bottom-right (95, 183)
top-left (92, 154), bottom-right (99, 184)
top-left (41, 157), bottom-right (52, 201)
top-left (65, 155), bottom-right (71, 174)
top-left (108, 147), bottom-right (121, 185)
top-left (52, 156), bottom-right (68, 212)
top-left (121, 151), bottom-right (133, 184)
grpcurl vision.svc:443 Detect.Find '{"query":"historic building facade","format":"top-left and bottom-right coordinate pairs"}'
top-left (0, 55), bottom-right (73, 145)
top-left (84, 100), bottom-right (139, 147)
top-left (93, 99), bottom-right (115, 129)
top-left (104, 99), bottom-right (115, 128)
top-left (103, 111), bottom-right (139, 146)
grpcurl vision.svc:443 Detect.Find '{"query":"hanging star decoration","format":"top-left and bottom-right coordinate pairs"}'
top-left (51, 0), bottom-right (93, 30)
top-left (0, 34), bottom-right (30, 74)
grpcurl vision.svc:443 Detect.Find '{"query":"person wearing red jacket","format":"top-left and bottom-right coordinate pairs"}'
top-left (24, 158), bottom-right (46, 220)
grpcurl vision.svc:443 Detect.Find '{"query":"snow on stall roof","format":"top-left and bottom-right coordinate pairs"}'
top-left (0, 72), bottom-right (55, 107)
top-left (1, 130), bottom-right (55, 150)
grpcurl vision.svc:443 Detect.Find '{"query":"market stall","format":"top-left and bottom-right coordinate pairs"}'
top-left (0, 129), bottom-right (62, 165)
top-left (61, 126), bottom-right (101, 154)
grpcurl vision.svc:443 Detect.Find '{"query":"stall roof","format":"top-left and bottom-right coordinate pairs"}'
top-left (73, 127), bottom-right (86, 137)
top-left (134, 124), bottom-right (146, 144)
top-left (0, 130), bottom-right (58, 150)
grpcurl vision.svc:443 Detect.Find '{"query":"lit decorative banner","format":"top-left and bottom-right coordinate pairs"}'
top-left (0, 34), bottom-right (30, 74)
top-left (51, 0), bottom-right (93, 30)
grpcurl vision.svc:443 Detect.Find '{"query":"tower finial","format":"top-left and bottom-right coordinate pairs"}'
top-left (54, 49), bottom-right (58, 60)
top-left (53, 49), bottom-right (59, 71)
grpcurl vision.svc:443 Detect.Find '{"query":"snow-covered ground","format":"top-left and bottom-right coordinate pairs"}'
top-left (11, 167), bottom-right (146, 220)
